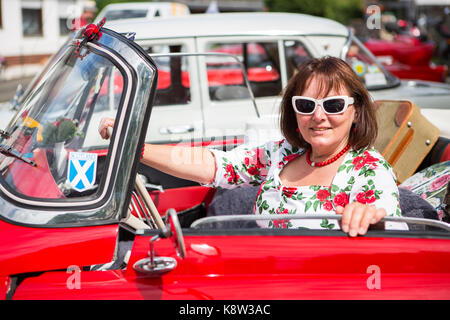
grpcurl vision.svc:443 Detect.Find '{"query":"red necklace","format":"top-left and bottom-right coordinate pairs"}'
top-left (306, 143), bottom-right (350, 167)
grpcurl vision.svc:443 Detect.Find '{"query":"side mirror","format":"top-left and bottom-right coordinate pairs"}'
top-left (165, 208), bottom-right (186, 258)
top-left (133, 208), bottom-right (186, 276)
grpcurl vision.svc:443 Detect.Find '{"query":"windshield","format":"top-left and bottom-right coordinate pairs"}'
top-left (343, 35), bottom-right (400, 90)
top-left (0, 44), bottom-right (125, 199)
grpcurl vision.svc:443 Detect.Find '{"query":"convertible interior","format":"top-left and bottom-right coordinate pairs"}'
top-left (125, 99), bottom-right (450, 231)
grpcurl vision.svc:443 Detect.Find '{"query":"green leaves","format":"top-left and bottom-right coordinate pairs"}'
top-left (305, 201), bottom-right (312, 212)
top-left (42, 118), bottom-right (80, 145)
top-left (359, 165), bottom-right (376, 177)
top-left (320, 218), bottom-right (335, 230)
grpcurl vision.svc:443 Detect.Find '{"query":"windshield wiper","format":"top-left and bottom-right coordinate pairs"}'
top-left (0, 143), bottom-right (36, 167)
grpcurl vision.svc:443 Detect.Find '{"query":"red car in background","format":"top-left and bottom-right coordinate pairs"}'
top-left (364, 35), bottom-right (448, 82)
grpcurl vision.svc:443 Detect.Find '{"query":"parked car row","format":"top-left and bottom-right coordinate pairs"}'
top-left (0, 13), bottom-right (449, 300)
top-left (98, 12), bottom-right (450, 143)
top-left (364, 35), bottom-right (448, 83)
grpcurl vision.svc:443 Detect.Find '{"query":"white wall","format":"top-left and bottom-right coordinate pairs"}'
top-left (0, 0), bottom-right (87, 79)
top-left (0, 0), bottom-right (85, 57)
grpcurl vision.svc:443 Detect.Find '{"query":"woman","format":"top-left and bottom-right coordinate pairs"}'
top-left (99, 56), bottom-right (404, 236)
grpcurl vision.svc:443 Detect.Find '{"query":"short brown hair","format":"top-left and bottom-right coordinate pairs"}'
top-left (280, 56), bottom-right (377, 150)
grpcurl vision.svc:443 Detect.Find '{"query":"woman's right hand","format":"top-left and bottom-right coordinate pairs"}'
top-left (98, 118), bottom-right (115, 140)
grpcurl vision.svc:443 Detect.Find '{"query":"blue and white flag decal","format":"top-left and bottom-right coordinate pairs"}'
top-left (68, 152), bottom-right (98, 192)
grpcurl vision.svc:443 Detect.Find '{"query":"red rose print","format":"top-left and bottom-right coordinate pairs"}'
top-left (282, 187), bottom-right (297, 198)
top-left (276, 208), bottom-right (289, 215)
top-left (254, 148), bottom-right (266, 168)
top-left (352, 151), bottom-right (379, 170)
top-left (316, 189), bottom-right (330, 202)
top-left (224, 164), bottom-right (240, 183)
top-left (352, 156), bottom-right (365, 170)
top-left (323, 200), bottom-right (333, 211)
top-left (356, 190), bottom-right (376, 204)
top-left (365, 190), bottom-right (376, 204)
top-left (363, 151), bottom-right (379, 169)
top-left (333, 192), bottom-right (349, 208)
top-left (429, 174), bottom-right (450, 192)
top-left (356, 192), bottom-right (367, 204)
top-left (272, 219), bottom-right (288, 228)
top-left (283, 153), bottom-right (299, 163)
top-left (245, 149), bottom-right (266, 169)
top-left (247, 166), bottom-right (258, 176)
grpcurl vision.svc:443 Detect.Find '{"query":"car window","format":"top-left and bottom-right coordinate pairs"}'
top-left (284, 40), bottom-right (312, 80)
top-left (0, 47), bottom-right (125, 200)
top-left (205, 42), bottom-right (282, 100)
top-left (104, 9), bottom-right (148, 21)
top-left (145, 44), bottom-right (191, 106)
top-left (343, 36), bottom-right (399, 89)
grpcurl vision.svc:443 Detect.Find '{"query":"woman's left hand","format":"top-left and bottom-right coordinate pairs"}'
top-left (336, 203), bottom-right (386, 237)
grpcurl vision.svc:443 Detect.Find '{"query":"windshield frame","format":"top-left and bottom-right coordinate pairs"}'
top-left (0, 41), bottom-right (134, 209)
top-left (340, 29), bottom-right (401, 91)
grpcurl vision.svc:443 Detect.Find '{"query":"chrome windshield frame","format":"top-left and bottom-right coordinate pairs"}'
top-left (0, 28), bottom-right (158, 227)
top-left (191, 213), bottom-right (450, 233)
top-left (340, 28), bottom-right (401, 90)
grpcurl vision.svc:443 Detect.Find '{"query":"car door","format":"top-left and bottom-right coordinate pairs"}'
top-left (11, 217), bottom-right (450, 300)
top-left (137, 39), bottom-right (203, 145)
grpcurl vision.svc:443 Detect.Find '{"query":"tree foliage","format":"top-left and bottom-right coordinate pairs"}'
top-left (95, 0), bottom-right (150, 14)
top-left (264, 0), bottom-right (363, 25)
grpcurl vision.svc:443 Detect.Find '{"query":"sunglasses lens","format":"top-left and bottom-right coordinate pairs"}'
top-left (323, 98), bottom-right (346, 113)
top-left (294, 99), bottom-right (316, 113)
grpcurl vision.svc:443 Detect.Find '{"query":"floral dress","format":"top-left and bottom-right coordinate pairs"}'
top-left (204, 139), bottom-right (406, 230)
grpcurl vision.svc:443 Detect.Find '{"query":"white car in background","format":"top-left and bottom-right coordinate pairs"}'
top-left (101, 12), bottom-right (450, 143)
top-left (4, 12), bottom-right (449, 144)
top-left (94, 2), bottom-right (190, 23)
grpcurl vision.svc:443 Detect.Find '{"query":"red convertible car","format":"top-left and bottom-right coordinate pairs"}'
top-left (0, 24), bottom-right (450, 302)
top-left (364, 35), bottom-right (448, 83)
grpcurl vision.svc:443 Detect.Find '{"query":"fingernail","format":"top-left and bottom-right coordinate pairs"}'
top-left (349, 229), bottom-right (357, 237)
top-left (342, 224), bottom-right (349, 233)
top-left (359, 227), bottom-right (366, 235)
top-left (371, 218), bottom-right (376, 224)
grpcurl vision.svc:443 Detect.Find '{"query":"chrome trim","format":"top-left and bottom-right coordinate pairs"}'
top-left (133, 256), bottom-right (177, 276)
top-left (340, 27), bottom-right (353, 60)
top-left (340, 30), bottom-right (400, 88)
top-left (191, 214), bottom-right (450, 232)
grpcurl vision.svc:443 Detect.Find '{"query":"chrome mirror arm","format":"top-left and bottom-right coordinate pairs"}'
top-left (134, 210), bottom-right (185, 276)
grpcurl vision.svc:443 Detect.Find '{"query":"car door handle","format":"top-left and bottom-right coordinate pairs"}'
top-left (159, 125), bottom-right (195, 134)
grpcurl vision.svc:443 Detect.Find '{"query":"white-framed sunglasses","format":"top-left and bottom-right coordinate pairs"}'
top-left (292, 95), bottom-right (354, 115)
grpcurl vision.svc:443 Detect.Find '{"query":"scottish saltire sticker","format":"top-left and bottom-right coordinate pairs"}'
top-left (67, 152), bottom-right (98, 192)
